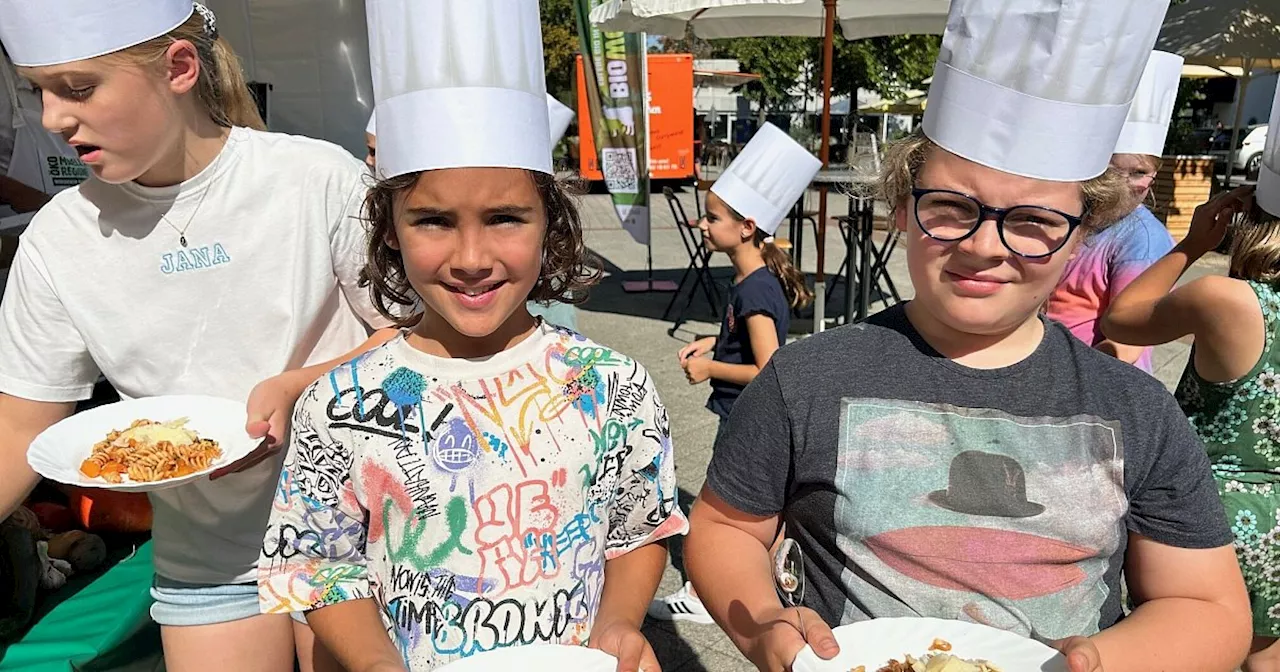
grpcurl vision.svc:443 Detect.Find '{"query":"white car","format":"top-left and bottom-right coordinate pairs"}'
top-left (1211, 124), bottom-right (1268, 178)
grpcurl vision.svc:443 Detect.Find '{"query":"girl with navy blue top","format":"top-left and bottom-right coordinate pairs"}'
top-left (651, 122), bottom-right (821, 624)
top-left (681, 191), bottom-right (810, 420)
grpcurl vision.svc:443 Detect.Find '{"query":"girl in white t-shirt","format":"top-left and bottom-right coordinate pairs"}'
top-left (0, 2), bottom-right (393, 670)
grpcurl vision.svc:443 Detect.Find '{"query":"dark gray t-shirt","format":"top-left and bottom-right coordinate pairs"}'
top-left (706, 304), bottom-right (1230, 641)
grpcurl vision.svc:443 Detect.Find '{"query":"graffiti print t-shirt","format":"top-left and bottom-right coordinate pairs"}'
top-left (258, 323), bottom-right (688, 669)
top-left (706, 304), bottom-right (1229, 641)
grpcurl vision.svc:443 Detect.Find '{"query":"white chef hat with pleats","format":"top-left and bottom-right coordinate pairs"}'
top-left (365, 0), bottom-right (551, 178)
top-left (0, 0), bottom-right (194, 67)
top-left (1114, 51), bottom-right (1185, 157)
top-left (1258, 85), bottom-right (1280, 218)
top-left (363, 93), bottom-right (569, 169)
top-left (548, 96), bottom-right (575, 145)
top-left (922, 0), bottom-right (1171, 182)
top-left (710, 123), bottom-right (821, 235)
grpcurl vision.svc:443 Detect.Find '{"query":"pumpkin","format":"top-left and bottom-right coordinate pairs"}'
top-left (65, 488), bottom-right (152, 533)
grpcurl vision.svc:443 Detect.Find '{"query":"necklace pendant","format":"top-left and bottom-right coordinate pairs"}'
top-left (180, 235), bottom-right (187, 248)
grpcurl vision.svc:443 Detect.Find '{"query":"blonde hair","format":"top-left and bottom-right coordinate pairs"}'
top-left (1229, 202), bottom-right (1280, 282)
top-left (878, 130), bottom-right (1132, 233)
top-left (105, 13), bottom-right (265, 131)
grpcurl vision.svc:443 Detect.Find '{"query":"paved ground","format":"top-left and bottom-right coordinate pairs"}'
top-left (572, 187), bottom-right (1228, 671)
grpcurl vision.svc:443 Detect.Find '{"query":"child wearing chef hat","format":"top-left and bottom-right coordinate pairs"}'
top-left (649, 122), bottom-right (817, 624)
top-left (0, 0), bottom-right (397, 668)
top-left (685, 1), bottom-right (1252, 670)
top-left (1046, 51), bottom-right (1183, 374)
top-left (1104, 82), bottom-right (1280, 671)
top-left (257, 2), bottom-right (687, 671)
top-left (364, 95), bottom-right (584, 332)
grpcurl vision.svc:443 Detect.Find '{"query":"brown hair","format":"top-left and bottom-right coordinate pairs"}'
top-left (1229, 201), bottom-right (1280, 282)
top-left (878, 130), bottom-right (1132, 233)
top-left (106, 13), bottom-right (266, 130)
top-left (720, 201), bottom-right (813, 310)
top-left (360, 171), bottom-right (601, 327)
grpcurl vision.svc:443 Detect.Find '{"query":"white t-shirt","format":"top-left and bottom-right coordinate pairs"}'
top-left (0, 126), bottom-right (389, 584)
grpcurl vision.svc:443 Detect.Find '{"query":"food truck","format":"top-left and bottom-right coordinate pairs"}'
top-left (576, 53), bottom-right (696, 183)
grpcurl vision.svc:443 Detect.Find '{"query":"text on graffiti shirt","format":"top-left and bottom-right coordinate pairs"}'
top-left (258, 322), bottom-right (688, 668)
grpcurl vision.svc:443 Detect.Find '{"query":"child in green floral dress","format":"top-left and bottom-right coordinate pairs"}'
top-left (1104, 181), bottom-right (1280, 670)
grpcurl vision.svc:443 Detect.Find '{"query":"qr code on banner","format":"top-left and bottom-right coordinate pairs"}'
top-left (601, 148), bottom-right (640, 194)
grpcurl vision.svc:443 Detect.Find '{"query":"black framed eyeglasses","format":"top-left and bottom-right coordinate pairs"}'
top-left (911, 188), bottom-right (1087, 259)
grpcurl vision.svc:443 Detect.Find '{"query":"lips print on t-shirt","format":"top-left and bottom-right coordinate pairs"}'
top-left (832, 399), bottom-right (1127, 640)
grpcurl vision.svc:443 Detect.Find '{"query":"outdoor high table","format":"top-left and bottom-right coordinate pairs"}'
top-left (805, 169), bottom-right (899, 323)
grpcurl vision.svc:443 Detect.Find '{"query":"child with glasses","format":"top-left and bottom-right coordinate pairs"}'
top-left (681, 6), bottom-right (1252, 670)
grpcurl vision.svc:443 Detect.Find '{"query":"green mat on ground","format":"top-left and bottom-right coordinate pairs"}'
top-left (0, 541), bottom-right (161, 672)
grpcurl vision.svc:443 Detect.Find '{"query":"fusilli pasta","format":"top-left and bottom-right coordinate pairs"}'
top-left (79, 418), bottom-right (222, 483)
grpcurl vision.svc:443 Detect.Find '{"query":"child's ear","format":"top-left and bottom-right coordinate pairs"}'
top-left (164, 40), bottom-right (201, 96)
top-left (894, 202), bottom-right (909, 233)
top-left (742, 217), bottom-right (759, 241)
top-left (384, 226), bottom-right (401, 251)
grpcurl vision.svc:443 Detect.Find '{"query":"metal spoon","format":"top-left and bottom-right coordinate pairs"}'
top-left (773, 537), bottom-right (807, 638)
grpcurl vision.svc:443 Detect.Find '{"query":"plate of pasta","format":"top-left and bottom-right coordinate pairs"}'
top-left (28, 395), bottom-right (257, 492)
top-left (792, 617), bottom-right (1067, 672)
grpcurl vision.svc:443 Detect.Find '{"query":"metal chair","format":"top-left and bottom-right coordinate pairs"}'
top-left (827, 214), bottom-right (903, 314)
top-left (661, 187), bottom-right (722, 328)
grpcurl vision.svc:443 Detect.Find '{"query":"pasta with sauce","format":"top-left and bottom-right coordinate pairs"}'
top-left (79, 418), bottom-right (222, 484)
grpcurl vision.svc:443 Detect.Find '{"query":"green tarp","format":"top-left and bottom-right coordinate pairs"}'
top-left (1, 541), bottom-right (161, 672)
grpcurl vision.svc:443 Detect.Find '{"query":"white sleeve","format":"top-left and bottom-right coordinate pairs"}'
top-left (329, 175), bottom-right (394, 330)
top-left (0, 242), bottom-right (99, 401)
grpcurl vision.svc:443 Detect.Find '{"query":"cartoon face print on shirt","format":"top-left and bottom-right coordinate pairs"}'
top-left (832, 399), bottom-right (1127, 641)
top-left (271, 328), bottom-right (687, 668)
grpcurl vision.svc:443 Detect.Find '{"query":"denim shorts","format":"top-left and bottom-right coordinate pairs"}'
top-left (150, 575), bottom-right (307, 627)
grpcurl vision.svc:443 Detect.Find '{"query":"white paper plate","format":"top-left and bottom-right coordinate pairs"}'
top-left (435, 644), bottom-right (617, 672)
top-left (793, 617), bottom-right (1068, 672)
top-left (28, 395), bottom-right (256, 493)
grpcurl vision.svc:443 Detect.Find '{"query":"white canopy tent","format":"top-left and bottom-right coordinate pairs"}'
top-left (203, 0), bottom-right (375, 158)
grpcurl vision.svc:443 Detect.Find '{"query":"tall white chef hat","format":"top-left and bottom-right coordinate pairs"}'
top-left (710, 123), bottom-right (821, 236)
top-left (0, 0), bottom-right (196, 68)
top-left (548, 96), bottom-right (575, 145)
top-left (922, 0), bottom-right (1171, 182)
top-left (1114, 51), bottom-right (1185, 157)
top-left (365, 0), bottom-right (551, 178)
top-left (363, 93), bottom-right (569, 169)
top-left (1257, 85), bottom-right (1280, 219)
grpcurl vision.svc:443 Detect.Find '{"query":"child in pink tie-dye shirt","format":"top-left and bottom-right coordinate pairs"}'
top-left (1047, 154), bottom-right (1175, 373)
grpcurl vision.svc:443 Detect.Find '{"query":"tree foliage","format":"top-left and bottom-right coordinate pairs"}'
top-left (649, 26), bottom-right (938, 115)
top-left (824, 33), bottom-right (938, 100)
top-left (713, 37), bottom-right (815, 114)
top-left (541, 0), bottom-right (580, 105)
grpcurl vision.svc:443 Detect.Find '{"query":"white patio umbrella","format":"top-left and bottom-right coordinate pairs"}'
top-left (591, 0), bottom-right (946, 40)
top-left (1157, 0), bottom-right (1280, 180)
top-left (591, 0), bottom-right (948, 330)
